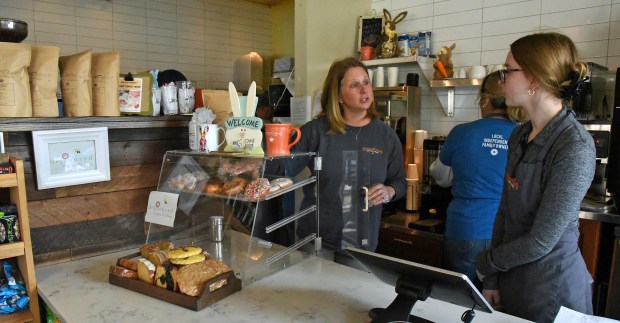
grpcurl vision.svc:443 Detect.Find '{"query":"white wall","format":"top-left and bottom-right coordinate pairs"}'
top-left (0, 0), bottom-right (272, 90)
top-left (373, 0), bottom-right (620, 136)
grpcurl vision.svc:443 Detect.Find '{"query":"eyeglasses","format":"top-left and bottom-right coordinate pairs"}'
top-left (498, 68), bottom-right (523, 83)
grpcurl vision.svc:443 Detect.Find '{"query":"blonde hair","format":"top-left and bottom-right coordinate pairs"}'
top-left (510, 32), bottom-right (588, 104)
top-left (316, 57), bottom-right (378, 134)
top-left (479, 71), bottom-right (527, 123)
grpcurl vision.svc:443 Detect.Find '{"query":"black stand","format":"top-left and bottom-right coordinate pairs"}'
top-left (368, 277), bottom-right (432, 323)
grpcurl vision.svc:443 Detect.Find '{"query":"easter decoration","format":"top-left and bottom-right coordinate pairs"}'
top-left (379, 9), bottom-right (407, 59)
top-left (224, 81), bottom-right (264, 155)
top-left (432, 43), bottom-right (456, 81)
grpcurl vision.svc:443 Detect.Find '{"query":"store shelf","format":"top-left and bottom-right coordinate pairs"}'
top-left (0, 157), bottom-right (40, 323)
top-left (362, 56), bottom-right (418, 67)
top-left (430, 78), bottom-right (483, 117)
top-left (0, 242), bottom-right (25, 259)
top-left (0, 310), bottom-right (34, 323)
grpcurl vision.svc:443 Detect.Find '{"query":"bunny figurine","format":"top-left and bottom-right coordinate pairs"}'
top-left (379, 9), bottom-right (407, 59)
top-left (432, 43), bottom-right (456, 80)
top-left (224, 81), bottom-right (265, 155)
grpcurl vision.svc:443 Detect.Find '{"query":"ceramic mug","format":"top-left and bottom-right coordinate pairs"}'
top-left (264, 123), bottom-right (301, 156)
top-left (470, 65), bottom-right (486, 79)
top-left (199, 123), bottom-right (226, 152)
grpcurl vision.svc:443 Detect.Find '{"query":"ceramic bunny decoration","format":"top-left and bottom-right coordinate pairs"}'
top-left (224, 81), bottom-right (264, 155)
top-left (379, 9), bottom-right (407, 59)
top-left (432, 43), bottom-right (456, 80)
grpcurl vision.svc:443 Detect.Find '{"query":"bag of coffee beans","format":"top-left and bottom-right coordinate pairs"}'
top-left (29, 45), bottom-right (60, 117)
top-left (92, 51), bottom-right (120, 116)
top-left (0, 42), bottom-right (32, 117)
top-left (59, 49), bottom-right (92, 117)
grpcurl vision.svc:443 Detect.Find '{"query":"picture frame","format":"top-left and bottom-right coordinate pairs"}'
top-left (357, 15), bottom-right (384, 51)
top-left (32, 127), bottom-right (111, 190)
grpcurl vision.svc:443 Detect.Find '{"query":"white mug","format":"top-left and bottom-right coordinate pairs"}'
top-left (367, 68), bottom-right (374, 85)
top-left (199, 124), bottom-right (226, 152)
top-left (470, 65), bottom-right (486, 79)
top-left (457, 68), bottom-right (467, 79)
top-left (387, 67), bottom-right (399, 86)
top-left (375, 67), bottom-right (385, 87)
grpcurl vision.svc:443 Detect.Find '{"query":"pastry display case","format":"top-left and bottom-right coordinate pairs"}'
top-left (145, 150), bottom-right (319, 286)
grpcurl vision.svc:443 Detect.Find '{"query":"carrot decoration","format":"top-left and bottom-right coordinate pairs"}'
top-left (434, 60), bottom-right (448, 78)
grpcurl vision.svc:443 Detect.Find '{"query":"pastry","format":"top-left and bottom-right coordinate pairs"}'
top-left (244, 178), bottom-right (270, 199)
top-left (109, 265), bottom-right (138, 280)
top-left (169, 253), bottom-right (206, 265)
top-left (116, 258), bottom-right (138, 271)
top-left (155, 263), bottom-right (178, 291)
top-left (147, 251), bottom-right (168, 267)
top-left (203, 177), bottom-right (223, 194)
top-left (270, 177), bottom-right (293, 192)
top-left (137, 258), bottom-right (156, 284)
top-left (154, 240), bottom-right (174, 251)
top-left (167, 246), bottom-right (203, 259)
top-left (139, 244), bottom-right (159, 258)
top-left (176, 259), bottom-right (232, 296)
top-left (221, 176), bottom-right (248, 196)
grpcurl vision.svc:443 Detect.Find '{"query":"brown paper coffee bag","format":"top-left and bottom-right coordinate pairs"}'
top-left (29, 45), bottom-right (59, 117)
top-left (92, 51), bottom-right (120, 116)
top-left (0, 42), bottom-right (32, 117)
top-left (59, 49), bottom-right (92, 117)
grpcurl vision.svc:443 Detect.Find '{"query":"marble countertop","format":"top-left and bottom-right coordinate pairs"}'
top-left (36, 248), bottom-right (531, 323)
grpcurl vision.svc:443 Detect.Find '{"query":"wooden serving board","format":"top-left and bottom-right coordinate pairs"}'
top-left (108, 252), bottom-right (242, 311)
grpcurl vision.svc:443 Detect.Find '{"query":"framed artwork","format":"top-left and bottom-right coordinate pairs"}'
top-left (32, 127), bottom-right (111, 190)
top-left (357, 15), bottom-right (384, 51)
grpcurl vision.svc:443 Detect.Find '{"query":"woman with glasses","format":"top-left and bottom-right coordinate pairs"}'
top-left (430, 71), bottom-right (524, 285)
top-left (475, 32), bottom-right (595, 322)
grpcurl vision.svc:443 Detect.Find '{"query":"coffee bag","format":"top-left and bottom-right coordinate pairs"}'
top-left (59, 49), bottom-right (92, 117)
top-left (29, 45), bottom-right (59, 117)
top-left (92, 51), bottom-right (120, 116)
top-left (0, 42), bottom-right (32, 117)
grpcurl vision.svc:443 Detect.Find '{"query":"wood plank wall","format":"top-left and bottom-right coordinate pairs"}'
top-left (3, 125), bottom-right (189, 266)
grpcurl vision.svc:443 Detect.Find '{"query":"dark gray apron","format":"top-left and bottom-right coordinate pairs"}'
top-left (500, 112), bottom-right (592, 322)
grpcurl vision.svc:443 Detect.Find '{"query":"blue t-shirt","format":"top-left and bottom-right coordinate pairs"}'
top-left (439, 117), bottom-right (517, 240)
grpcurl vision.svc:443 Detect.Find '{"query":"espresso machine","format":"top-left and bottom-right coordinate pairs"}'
top-left (574, 63), bottom-right (614, 208)
top-left (374, 82), bottom-right (422, 215)
top-left (374, 80), bottom-right (422, 167)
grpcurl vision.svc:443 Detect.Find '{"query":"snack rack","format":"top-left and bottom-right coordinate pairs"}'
top-left (145, 150), bottom-right (319, 286)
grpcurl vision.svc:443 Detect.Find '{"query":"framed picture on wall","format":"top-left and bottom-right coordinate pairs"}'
top-left (32, 127), bottom-right (111, 190)
top-left (357, 15), bottom-right (384, 51)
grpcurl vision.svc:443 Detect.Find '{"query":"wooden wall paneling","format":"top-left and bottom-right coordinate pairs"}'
top-left (32, 212), bottom-right (147, 262)
top-left (579, 218), bottom-right (602, 280)
top-left (28, 188), bottom-right (153, 228)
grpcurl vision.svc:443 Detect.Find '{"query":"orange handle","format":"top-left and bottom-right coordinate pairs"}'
top-left (435, 61), bottom-right (448, 78)
top-left (288, 127), bottom-right (302, 149)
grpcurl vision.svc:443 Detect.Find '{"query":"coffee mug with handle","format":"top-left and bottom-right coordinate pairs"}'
top-left (199, 123), bottom-right (226, 152)
top-left (264, 123), bottom-right (301, 156)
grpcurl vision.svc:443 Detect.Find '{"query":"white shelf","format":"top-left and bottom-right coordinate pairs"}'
top-left (362, 55), bottom-right (436, 67)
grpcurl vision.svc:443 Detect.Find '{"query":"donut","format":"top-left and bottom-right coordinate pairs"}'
top-left (270, 177), bottom-right (294, 192)
top-left (245, 178), bottom-right (271, 199)
top-left (169, 253), bottom-right (206, 265)
top-left (203, 177), bottom-right (223, 194)
top-left (167, 246), bottom-right (203, 259)
top-left (221, 176), bottom-right (248, 195)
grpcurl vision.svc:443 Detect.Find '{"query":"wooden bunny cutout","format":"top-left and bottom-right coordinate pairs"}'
top-left (380, 9), bottom-right (407, 59)
top-left (224, 81), bottom-right (265, 155)
top-left (432, 43), bottom-right (456, 80)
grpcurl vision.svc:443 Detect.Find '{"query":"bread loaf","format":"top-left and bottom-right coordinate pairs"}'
top-left (155, 263), bottom-right (178, 291)
top-left (137, 258), bottom-right (156, 284)
top-left (109, 265), bottom-right (138, 280)
top-left (116, 258), bottom-right (138, 271)
top-left (176, 259), bottom-right (231, 296)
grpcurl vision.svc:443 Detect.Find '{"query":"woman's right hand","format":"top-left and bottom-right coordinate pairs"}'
top-left (482, 289), bottom-right (503, 311)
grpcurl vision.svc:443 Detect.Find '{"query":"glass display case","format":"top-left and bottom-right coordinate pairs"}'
top-left (145, 150), bottom-right (319, 286)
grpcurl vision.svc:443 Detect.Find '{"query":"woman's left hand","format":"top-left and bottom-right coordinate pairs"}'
top-left (367, 184), bottom-right (395, 206)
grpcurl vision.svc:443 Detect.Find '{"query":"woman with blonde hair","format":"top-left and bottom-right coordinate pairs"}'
top-left (476, 32), bottom-right (595, 322)
top-left (289, 57), bottom-right (406, 257)
top-left (431, 71), bottom-right (518, 283)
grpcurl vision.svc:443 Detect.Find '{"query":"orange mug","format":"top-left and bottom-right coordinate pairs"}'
top-left (265, 123), bottom-right (301, 156)
top-left (360, 46), bottom-right (374, 61)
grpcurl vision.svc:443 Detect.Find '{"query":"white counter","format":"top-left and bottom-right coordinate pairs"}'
top-left (36, 248), bottom-right (530, 323)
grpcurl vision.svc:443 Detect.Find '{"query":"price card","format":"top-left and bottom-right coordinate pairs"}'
top-left (144, 191), bottom-right (179, 227)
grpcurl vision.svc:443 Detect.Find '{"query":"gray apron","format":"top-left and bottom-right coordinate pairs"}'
top-left (500, 112), bottom-right (592, 322)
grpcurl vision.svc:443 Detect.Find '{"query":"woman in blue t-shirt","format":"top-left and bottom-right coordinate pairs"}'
top-left (430, 71), bottom-right (524, 283)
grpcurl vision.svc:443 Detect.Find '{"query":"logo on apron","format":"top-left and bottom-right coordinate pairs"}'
top-left (506, 174), bottom-right (519, 190)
